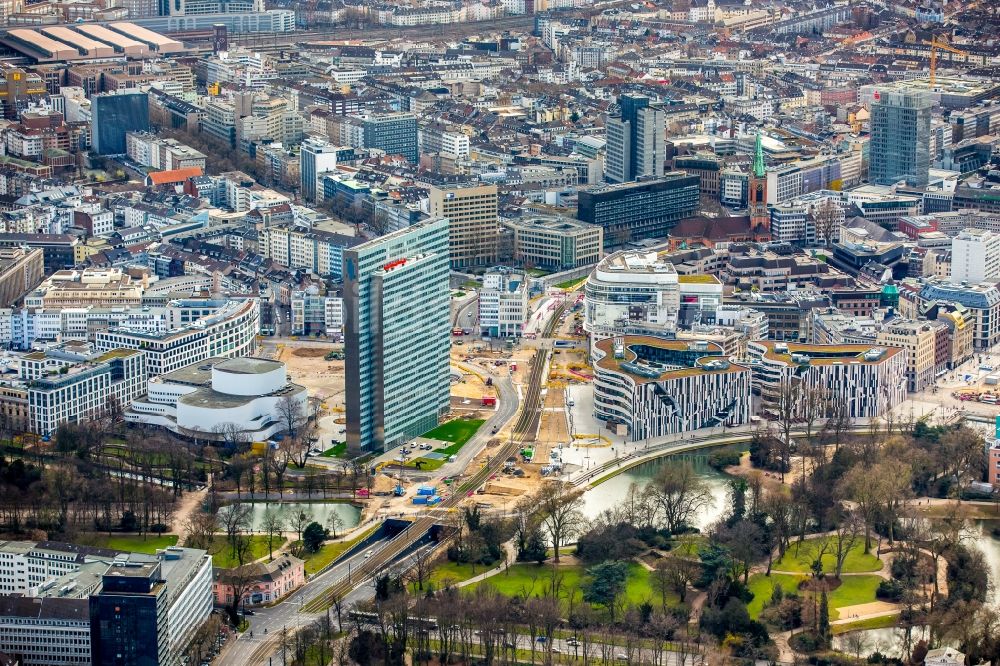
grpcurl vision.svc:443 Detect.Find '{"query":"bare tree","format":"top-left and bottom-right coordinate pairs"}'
top-left (830, 508), bottom-right (864, 578)
top-left (774, 377), bottom-right (800, 483)
top-left (218, 502), bottom-right (252, 560)
top-left (275, 395), bottom-right (306, 438)
top-left (813, 198), bottom-right (842, 247)
top-left (535, 481), bottom-right (586, 564)
top-left (183, 511), bottom-right (218, 550)
top-left (288, 507), bottom-right (314, 550)
top-left (260, 506), bottom-right (286, 560)
top-left (644, 461), bottom-right (713, 534)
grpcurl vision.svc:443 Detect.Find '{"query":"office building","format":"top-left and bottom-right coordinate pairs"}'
top-left (25, 345), bottom-right (146, 436)
top-left (479, 269), bottom-right (528, 338)
top-left (501, 216), bottom-right (603, 271)
top-left (918, 279), bottom-right (1000, 350)
top-left (343, 217), bottom-right (451, 454)
top-left (605, 94), bottom-right (665, 183)
top-left (300, 137), bottom-right (342, 203)
top-left (0, 247), bottom-right (43, 308)
top-left (91, 91), bottom-right (150, 155)
top-left (577, 174), bottom-right (700, 249)
top-left (125, 134), bottom-right (206, 172)
top-left (0, 540), bottom-right (212, 666)
top-left (870, 87), bottom-right (932, 187)
top-left (125, 357), bottom-right (307, 441)
top-left (0, 234), bottom-right (79, 273)
top-left (429, 183), bottom-right (498, 269)
top-left (94, 298), bottom-right (260, 377)
top-left (584, 249), bottom-right (724, 339)
top-left (90, 560), bottom-right (170, 666)
top-left (592, 337), bottom-right (751, 440)
top-left (951, 228), bottom-right (1000, 284)
top-left (291, 290), bottom-right (343, 337)
top-left (585, 249), bottom-right (680, 339)
top-left (24, 268), bottom-right (145, 309)
top-left (361, 113), bottom-right (418, 163)
top-left (747, 341), bottom-right (907, 419)
top-left (875, 321), bottom-right (940, 393)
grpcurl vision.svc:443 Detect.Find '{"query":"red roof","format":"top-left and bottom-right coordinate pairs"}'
top-left (146, 166), bottom-right (204, 185)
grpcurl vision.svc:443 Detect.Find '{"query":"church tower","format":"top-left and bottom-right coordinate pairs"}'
top-left (749, 132), bottom-right (770, 241)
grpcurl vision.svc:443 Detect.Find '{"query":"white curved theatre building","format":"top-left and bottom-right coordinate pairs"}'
top-left (125, 357), bottom-right (307, 440)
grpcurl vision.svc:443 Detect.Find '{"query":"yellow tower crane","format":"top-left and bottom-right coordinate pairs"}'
top-left (922, 36), bottom-right (971, 87)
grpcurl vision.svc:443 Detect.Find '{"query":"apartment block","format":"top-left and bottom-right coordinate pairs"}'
top-left (875, 321), bottom-right (937, 392)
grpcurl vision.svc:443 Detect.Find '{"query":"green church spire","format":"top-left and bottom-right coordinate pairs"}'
top-left (752, 132), bottom-right (766, 178)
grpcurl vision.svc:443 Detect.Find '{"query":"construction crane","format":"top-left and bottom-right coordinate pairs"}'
top-left (923, 36), bottom-right (971, 87)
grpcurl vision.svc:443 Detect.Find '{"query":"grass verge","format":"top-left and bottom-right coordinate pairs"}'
top-left (301, 524), bottom-right (379, 575)
top-left (82, 533), bottom-right (178, 554)
top-left (320, 442), bottom-right (347, 458)
top-left (831, 614), bottom-right (899, 635)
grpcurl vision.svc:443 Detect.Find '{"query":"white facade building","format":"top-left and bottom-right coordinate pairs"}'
top-left (478, 269), bottom-right (528, 338)
top-left (584, 250), bottom-right (680, 339)
top-left (951, 227), bottom-right (1000, 284)
top-left (0, 540), bottom-right (212, 666)
top-left (23, 345), bottom-right (147, 436)
top-left (94, 298), bottom-right (260, 377)
top-left (126, 357), bottom-right (307, 441)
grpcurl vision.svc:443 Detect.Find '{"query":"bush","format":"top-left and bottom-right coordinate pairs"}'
top-left (789, 631), bottom-right (826, 653)
top-left (708, 450), bottom-right (741, 469)
top-left (876, 579), bottom-right (904, 602)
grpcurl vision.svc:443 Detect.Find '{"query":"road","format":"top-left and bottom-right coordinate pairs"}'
top-left (451, 293), bottom-right (479, 328)
top-left (219, 543), bottom-right (436, 666)
top-left (220, 348), bottom-right (546, 665)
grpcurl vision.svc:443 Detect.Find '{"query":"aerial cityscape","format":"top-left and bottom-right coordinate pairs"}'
top-left (0, 0), bottom-right (997, 664)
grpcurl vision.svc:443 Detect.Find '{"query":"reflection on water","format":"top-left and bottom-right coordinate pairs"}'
top-left (246, 501), bottom-right (361, 532)
top-left (832, 626), bottom-right (930, 660)
top-left (832, 521), bottom-right (1000, 658)
top-left (581, 452), bottom-right (732, 530)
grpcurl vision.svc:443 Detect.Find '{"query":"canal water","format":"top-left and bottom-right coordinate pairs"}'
top-left (578, 449), bottom-right (1000, 659)
top-left (580, 452), bottom-right (732, 530)
top-left (247, 501), bottom-right (362, 532)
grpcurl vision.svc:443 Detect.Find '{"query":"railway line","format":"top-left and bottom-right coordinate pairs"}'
top-left (240, 304), bottom-right (564, 664)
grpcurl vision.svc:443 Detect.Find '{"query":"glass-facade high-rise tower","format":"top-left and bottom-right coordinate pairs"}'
top-left (605, 94), bottom-right (665, 184)
top-left (343, 217), bottom-right (451, 454)
top-left (870, 87), bottom-right (932, 187)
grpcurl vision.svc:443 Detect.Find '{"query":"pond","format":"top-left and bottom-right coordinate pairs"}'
top-left (580, 451), bottom-right (732, 530)
top-left (247, 501), bottom-right (362, 532)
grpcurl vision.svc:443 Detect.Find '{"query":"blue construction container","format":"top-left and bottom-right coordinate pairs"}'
top-left (412, 495), bottom-right (429, 505)
top-left (416, 486), bottom-right (435, 496)
top-left (427, 495), bottom-right (442, 505)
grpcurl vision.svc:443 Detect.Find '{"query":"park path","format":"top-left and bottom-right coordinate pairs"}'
top-left (173, 485), bottom-right (208, 545)
top-left (455, 542), bottom-right (518, 588)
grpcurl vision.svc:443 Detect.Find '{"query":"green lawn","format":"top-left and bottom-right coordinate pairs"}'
top-left (831, 614), bottom-right (898, 634)
top-left (208, 535), bottom-right (277, 568)
top-left (555, 276), bottom-right (587, 290)
top-left (84, 534), bottom-right (178, 554)
top-left (746, 573), bottom-right (882, 620)
top-left (747, 573), bottom-right (805, 618)
top-left (300, 525), bottom-right (379, 575)
top-left (828, 576), bottom-right (882, 619)
top-left (474, 561), bottom-right (676, 610)
top-left (320, 442), bottom-right (347, 458)
top-left (421, 419), bottom-right (485, 455)
top-left (773, 538), bottom-right (882, 574)
top-left (411, 561), bottom-right (484, 591)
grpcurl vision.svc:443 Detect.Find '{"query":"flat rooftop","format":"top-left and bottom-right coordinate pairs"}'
top-left (214, 357), bottom-right (282, 375)
top-left (595, 335), bottom-right (746, 384)
top-left (754, 341), bottom-right (903, 366)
